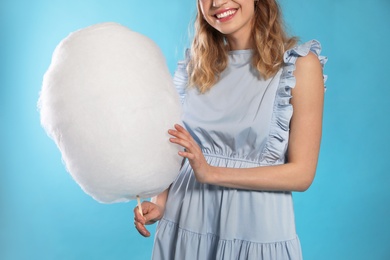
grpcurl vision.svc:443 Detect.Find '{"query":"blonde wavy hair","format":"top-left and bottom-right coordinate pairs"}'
top-left (188, 0), bottom-right (297, 93)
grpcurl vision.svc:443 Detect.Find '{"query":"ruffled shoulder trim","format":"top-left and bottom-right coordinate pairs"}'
top-left (172, 49), bottom-right (191, 104)
top-left (260, 40), bottom-right (328, 164)
top-left (283, 39), bottom-right (328, 85)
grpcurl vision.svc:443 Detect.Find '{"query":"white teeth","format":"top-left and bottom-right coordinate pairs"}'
top-left (216, 10), bottom-right (236, 19)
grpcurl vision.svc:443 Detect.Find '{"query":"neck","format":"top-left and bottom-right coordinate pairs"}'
top-left (228, 39), bottom-right (253, 51)
top-left (227, 36), bottom-right (254, 50)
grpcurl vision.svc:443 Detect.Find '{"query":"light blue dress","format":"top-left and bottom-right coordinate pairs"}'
top-left (152, 40), bottom-right (327, 260)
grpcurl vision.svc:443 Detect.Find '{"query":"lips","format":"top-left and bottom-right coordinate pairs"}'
top-left (214, 8), bottom-right (237, 21)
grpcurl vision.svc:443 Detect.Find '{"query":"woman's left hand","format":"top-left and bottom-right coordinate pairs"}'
top-left (168, 124), bottom-right (213, 184)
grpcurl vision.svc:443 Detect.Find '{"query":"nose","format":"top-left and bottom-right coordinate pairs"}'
top-left (212, 0), bottom-right (228, 8)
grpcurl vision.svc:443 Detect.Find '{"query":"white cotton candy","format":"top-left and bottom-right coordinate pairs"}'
top-left (38, 22), bottom-right (183, 203)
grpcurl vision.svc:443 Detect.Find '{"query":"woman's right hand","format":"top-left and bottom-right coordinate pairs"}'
top-left (133, 201), bottom-right (164, 237)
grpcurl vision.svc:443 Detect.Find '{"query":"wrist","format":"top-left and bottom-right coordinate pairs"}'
top-left (205, 165), bottom-right (220, 185)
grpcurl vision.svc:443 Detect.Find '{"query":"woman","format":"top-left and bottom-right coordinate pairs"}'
top-left (134, 0), bottom-right (326, 259)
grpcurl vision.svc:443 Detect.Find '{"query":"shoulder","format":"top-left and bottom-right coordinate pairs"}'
top-left (295, 52), bottom-right (323, 81)
top-left (283, 40), bottom-right (328, 92)
top-left (296, 51), bottom-right (322, 67)
top-left (292, 52), bottom-right (325, 107)
top-left (283, 39), bottom-right (327, 70)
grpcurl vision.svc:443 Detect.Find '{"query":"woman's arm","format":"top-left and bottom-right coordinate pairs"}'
top-left (168, 52), bottom-right (324, 192)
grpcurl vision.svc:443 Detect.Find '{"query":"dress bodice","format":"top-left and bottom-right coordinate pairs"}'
top-left (174, 40), bottom-right (327, 166)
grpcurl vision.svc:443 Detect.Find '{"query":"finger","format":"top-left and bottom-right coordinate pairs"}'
top-left (168, 125), bottom-right (191, 140)
top-left (134, 220), bottom-right (151, 237)
top-left (168, 129), bottom-right (191, 143)
top-left (174, 124), bottom-right (192, 138)
top-left (169, 137), bottom-right (193, 150)
top-left (174, 124), bottom-right (186, 132)
top-left (133, 207), bottom-right (146, 224)
top-left (178, 150), bottom-right (195, 159)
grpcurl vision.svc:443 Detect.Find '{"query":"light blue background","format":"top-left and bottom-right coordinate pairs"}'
top-left (1, 0), bottom-right (389, 259)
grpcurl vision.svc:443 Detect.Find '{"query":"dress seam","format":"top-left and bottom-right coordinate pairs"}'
top-left (160, 218), bottom-right (299, 245)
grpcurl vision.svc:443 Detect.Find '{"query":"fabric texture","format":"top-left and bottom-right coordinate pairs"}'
top-left (152, 40), bottom-right (327, 260)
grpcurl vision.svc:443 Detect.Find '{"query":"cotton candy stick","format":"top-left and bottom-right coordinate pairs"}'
top-left (137, 195), bottom-right (143, 216)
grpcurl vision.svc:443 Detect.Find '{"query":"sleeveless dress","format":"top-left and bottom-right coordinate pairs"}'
top-left (152, 40), bottom-right (327, 260)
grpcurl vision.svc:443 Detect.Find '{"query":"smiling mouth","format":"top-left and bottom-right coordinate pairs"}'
top-left (215, 9), bottom-right (237, 19)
